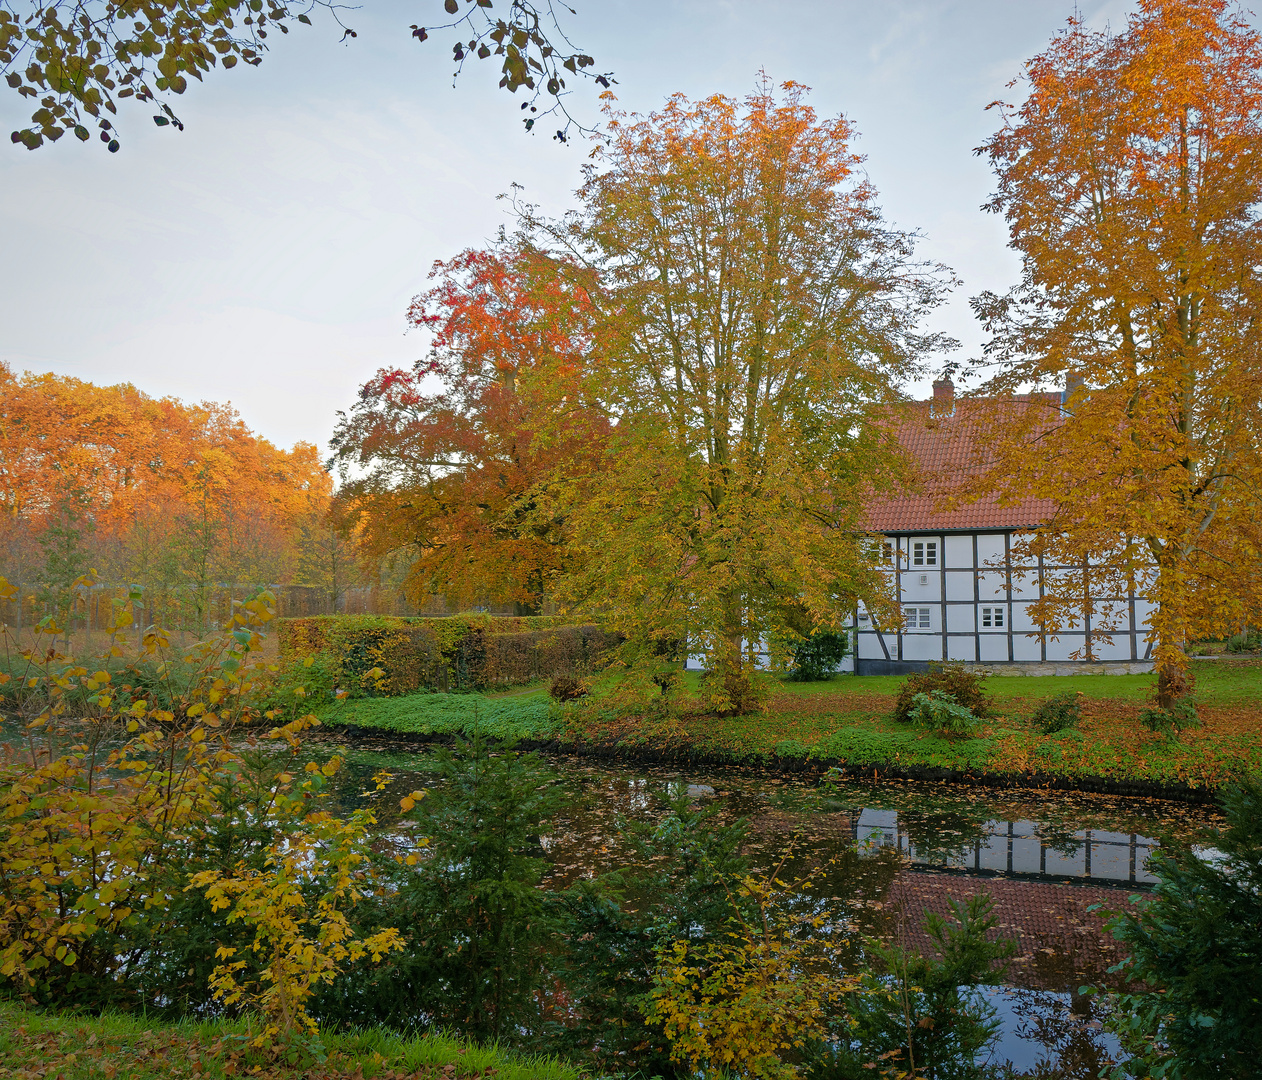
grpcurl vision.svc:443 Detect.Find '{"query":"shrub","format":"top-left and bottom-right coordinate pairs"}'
top-left (1226, 629), bottom-right (1261, 653)
top-left (0, 578), bottom-right (399, 1053)
top-left (1139, 699), bottom-right (1201, 734)
top-left (483, 625), bottom-right (621, 689)
top-left (1030, 690), bottom-right (1083, 734)
top-left (816, 893), bottom-right (1016, 1080)
top-left (787, 629), bottom-right (850, 682)
top-left (321, 735), bottom-right (568, 1042)
top-left (1102, 782), bottom-right (1262, 1080)
top-left (905, 690), bottom-right (981, 737)
top-left (892, 662), bottom-right (991, 724)
top-left (275, 615), bottom-right (618, 696)
top-left (548, 674), bottom-right (588, 702)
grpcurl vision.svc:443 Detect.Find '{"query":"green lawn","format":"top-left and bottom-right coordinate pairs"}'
top-left (0, 1001), bottom-right (581, 1080)
top-left (312, 661), bottom-right (1262, 792)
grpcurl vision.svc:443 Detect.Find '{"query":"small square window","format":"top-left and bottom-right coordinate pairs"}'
top-left (912, 541), bottom-right (938, 567)
top-left (981, 607), bottom-right (1005, 628)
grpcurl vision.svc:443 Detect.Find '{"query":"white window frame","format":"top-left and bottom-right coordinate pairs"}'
top-left (912, 540), bottom-right (938, 567)
top-left (903, 606), bottom-right (931, 631)
top-left (981, 606), bottom-right (1005, 629)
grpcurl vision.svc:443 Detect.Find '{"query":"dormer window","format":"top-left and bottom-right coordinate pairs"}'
top-left (912, 541), bottom-right (937, 567)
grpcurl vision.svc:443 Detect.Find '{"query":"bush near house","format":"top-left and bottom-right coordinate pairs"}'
top-left (1030, 691), bottom-right (1083, 734)
top-left (892, 663), bottom-right (993, 725)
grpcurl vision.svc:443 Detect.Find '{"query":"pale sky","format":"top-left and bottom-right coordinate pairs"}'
top-left (0, 0), bottom-right (1134, 453)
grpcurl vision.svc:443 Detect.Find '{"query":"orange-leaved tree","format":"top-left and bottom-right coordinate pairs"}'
top-left (522, 79), bottom-right (955, 713)
top-left (970, 0), bottom-right (1262, 703)
top-left (0, 364), bottom-right (334, 627)
top-left (330, 245), bottom-right (608, 615)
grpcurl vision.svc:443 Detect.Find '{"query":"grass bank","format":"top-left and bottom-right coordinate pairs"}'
top-left (0, 1001), bottom-right (581, 1080)
top-left (314, 660), bottom-right (1262, 796)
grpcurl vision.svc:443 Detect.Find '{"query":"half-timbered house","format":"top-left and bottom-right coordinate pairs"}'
top-left (847, 378), bottom-right (1155, 676)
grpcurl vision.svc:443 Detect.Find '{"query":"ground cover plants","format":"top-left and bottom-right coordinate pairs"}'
top-left (314, 689), bottom-right (559, 742)
top-left (314, 659), bottom-right (1262, 792)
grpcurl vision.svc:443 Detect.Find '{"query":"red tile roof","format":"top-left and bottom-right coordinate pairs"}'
top-left (884, 871), bottom-right (1136, 991)
top-left (862, 393), bottom-right (1060, 534)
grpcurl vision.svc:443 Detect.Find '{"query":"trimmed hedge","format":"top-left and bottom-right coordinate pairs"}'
top-left (276, 614), bottom-right (619, 695)
top-left (483, 625), bottom-right (621, 689)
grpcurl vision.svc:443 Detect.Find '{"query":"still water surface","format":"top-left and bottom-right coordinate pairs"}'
top-left (314, 731), bottom-right (1224, 1079)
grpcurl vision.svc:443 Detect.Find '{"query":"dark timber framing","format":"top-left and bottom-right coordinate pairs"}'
top-left (852, 528), bottom-right (1151, 676)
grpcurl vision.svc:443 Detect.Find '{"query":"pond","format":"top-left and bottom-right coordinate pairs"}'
top-left (309, 729), bottom-right (1225, 1079)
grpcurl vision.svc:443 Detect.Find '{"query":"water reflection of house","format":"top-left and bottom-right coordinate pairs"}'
top-left (854, 807), bottom-right (1158, 885)
top-left (885, 873), bottom-right (1136, 992)
top-left (851, 807), bottom-right (1143, 992)
top-left (851, 379), bottom-right (1156, 676)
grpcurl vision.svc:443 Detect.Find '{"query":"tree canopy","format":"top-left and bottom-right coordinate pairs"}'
top-left (0, 363), bottom-right (332, 604)
top-left (521, 80), bottom-right (955, 711)
top-left (969, 0), bottom-right (1262, 702)
top-left (329, 245), bottom-right (608, 615)
top-left (1, 0), bottom-right (609, 150)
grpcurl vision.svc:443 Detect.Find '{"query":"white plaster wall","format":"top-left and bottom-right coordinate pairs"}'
top-left (944, 534), bottom-right (974, 568)
top-left (976, 533), bottom-right (1007, 567)
top-left (945, 570), bottom-right (974, 601)
top-left (977, 570), bottom-right (1008, 600)
top-left (947, 604), bottom-right (975, 633)
top-left (1012, 634), bottom-right (1042, 661)
top-left (900, 571), bottom-right (941, 601)
top-left (1134, 599), bottom-right (1156, 630)
top-left (858, 632), bottom-right (886, 659)
top-left (979, 634), bottom-right (1009, 662)
top-left (947, 636), bottom-right (976, 662)
top-left (1009, 572), bottom-right (1036, 598)
top-left (1011, 601), bottom-right (1039, 633)
top-left (1091, 634), bottom-right (1132, 661)
top-left (902, 633), bottom-right (943, 662)
top-left (1045, 635), bottom-right (1086, 662)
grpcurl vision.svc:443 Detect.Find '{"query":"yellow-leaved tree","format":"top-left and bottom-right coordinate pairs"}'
top-left (970, 0), bottom-right (1262, 704)
top-left (523, 78), bottom-right (956, 713)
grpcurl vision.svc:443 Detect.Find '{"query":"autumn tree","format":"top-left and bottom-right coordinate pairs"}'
top-left (330, 246), bottom-right (607, 616)
top-left (1, 0), bottom-right (609, 151)
top-left (0, 363), bottom-right (331, 624)
top-left (522, 80), bottom-right (955, 713)
top-left (293, 495), bottom-right (360, 611)
top-left (971, 0), bottom-right (1262, 703)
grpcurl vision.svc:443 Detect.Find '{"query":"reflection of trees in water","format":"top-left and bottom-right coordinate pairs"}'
top-left (999, 986), bottom-right (1116, 1079)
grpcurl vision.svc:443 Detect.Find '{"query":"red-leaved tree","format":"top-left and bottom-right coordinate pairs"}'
top-left (330, 246), bottom-right (608, 614)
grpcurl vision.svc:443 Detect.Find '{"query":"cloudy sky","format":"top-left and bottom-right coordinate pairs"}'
top-left (0, 0), bottom-right (1134, 453)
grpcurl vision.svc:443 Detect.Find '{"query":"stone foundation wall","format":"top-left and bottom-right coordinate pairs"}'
top-left (855, 658), bottom-right (1154, 677)
top-left (970, 660), bottom-right (1154, 677)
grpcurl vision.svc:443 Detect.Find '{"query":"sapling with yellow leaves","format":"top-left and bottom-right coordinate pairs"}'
top-left (0, 573), bottom-right (409, 1043)
top-left (189, 762), bottom-right (407, 1056)
top-left (648, 858), bottom-right (859, 1080)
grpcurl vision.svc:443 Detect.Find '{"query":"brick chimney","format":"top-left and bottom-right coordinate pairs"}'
top-left (931, 377), bottom-right (954, 416)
